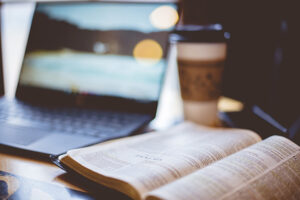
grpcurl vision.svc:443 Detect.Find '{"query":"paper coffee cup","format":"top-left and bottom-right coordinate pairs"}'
top-left (170, 24), bottom-right (228, 126)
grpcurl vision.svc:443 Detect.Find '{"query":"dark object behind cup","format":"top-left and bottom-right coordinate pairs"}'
top-left (169, 24), bottom-right (229, 44)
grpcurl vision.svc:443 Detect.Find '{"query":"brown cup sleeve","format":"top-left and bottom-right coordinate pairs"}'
top-left (177, 59), bottom-right (225, 101)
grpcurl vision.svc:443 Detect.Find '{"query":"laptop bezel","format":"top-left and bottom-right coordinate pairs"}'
top-left (15, 0), bottom-right (179, 117)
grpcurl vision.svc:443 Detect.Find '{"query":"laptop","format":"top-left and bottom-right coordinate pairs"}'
top-left (0, 0), bottom-right (179, 155)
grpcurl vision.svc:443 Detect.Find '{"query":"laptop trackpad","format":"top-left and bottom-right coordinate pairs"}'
top-left (0, 123), bottom-right (46, 146)
top-left (0, 123), bottom-right (98, 155)
top-left (29, 133), bottom-right (97, 155)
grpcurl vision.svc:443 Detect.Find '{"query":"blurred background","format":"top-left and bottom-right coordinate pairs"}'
top-left (182, 0), bottom-right (300, 141)
top-left (1, 0), bottom-right (299, 135)
top-left (181, 0), bottom-right (300, 132)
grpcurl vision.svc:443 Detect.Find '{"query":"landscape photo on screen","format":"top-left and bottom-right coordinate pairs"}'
top-left (20, 3), bottom-right (178, 101)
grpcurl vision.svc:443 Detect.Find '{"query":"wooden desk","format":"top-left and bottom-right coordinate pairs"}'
top-left (0, 149), bottom-right (84, 191)
top-left (0, 145), bottom-right (135, 199)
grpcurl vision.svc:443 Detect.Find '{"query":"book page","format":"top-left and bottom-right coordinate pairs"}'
top-left (146, 136), bottom-right (300, 200)
top-left (61, 122), bottom-right (260, 199)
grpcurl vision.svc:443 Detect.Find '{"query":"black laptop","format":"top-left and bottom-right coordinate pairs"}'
top-left (0, 0), bottom-right (179, 155)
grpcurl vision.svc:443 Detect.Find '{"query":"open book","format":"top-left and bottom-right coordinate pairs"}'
top-left (58, 122), bottom-right (300, 200)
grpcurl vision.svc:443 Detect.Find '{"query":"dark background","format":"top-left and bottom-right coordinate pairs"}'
top-left (181, 0), bottom-right (300, 127)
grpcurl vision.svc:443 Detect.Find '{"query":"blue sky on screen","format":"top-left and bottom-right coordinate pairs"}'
top-left (37, 3), bottom-right (177, 33)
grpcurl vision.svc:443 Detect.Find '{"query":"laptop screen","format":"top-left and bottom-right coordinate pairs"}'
top-left (19, 1), bottom-right (178, 102)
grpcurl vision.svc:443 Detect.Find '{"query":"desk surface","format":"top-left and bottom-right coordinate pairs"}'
top-left (0, 148), bottom-right (134, 199)
top-left (0, 150), bottom-right (82, 191)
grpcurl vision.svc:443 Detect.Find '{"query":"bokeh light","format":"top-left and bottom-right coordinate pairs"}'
top-left (150, 6), bottom-right (179, 30)
top-left (133, 39), bottom-right (163, 65)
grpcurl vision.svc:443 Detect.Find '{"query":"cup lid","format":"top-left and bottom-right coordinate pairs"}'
top-left (169, 24), bottom-right (230, 43)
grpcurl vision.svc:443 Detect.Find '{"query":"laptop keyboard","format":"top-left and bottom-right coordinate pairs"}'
top-left (0, 100), bottom-right (150, 138)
